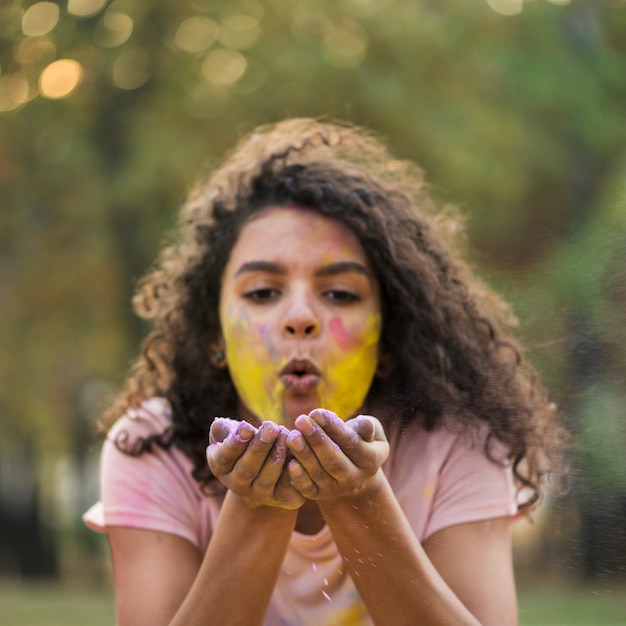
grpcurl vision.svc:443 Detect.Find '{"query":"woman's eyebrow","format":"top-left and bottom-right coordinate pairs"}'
top-left (234, 260), bottom-right (370, 278)
top-left (235, 260), bottom-right (287, 276)
top-left (315, 262), bottom-right (370, 278)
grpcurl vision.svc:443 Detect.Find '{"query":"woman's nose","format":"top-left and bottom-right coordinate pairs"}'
top-left (283, 295), bottom-right (319, 337)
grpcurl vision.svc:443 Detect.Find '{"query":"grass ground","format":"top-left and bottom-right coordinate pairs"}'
top-left (0, 582), bottom-right (115, 626)
top-left (0, 580), bottom-right (624, 625)
top-left (518, 584), bottom-right (626, 625)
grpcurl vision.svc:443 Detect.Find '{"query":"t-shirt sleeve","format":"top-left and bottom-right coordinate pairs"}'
top-left (423, 428), bottom-right (518, 539)
top-left (83, 421), bottom-right (204, 549)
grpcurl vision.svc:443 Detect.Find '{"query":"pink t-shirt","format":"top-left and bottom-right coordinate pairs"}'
top-left (84, 398), bottom-right (518, 626)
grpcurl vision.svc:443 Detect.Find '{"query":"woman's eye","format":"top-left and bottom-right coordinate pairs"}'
top-left (325, 290), bottom-right (360, 303)
top-left (243, 288), bottom-right (279, 302)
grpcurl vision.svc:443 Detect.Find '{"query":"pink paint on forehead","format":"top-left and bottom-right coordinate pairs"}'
top-left (328, 316), bottom-right (352, 350)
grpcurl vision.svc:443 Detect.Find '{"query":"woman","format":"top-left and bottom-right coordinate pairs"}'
top-left (85, 118), bottom-right (566, 625)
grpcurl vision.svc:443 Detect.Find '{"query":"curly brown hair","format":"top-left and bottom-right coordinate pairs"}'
top-left (105, 118), bottom-right (567, 510)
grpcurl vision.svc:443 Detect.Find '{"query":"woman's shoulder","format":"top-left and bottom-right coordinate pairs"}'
top-left (385, 417), bottom-right (510, 470)
top-left (384, 417), bottom-right (517, 541)
top-left (108, 397), bottom-right (173, 442)
top-left (385, 418), bottom-right (459, 453)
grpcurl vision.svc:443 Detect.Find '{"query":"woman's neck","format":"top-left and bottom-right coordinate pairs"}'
top-left (295, 500), bottom-right (325, 535)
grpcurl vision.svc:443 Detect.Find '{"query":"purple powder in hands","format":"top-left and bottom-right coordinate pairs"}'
top-left (275, 425), bottom-right (291, 452)
top-left (312, 409), bottom-right (352, 453)
top-left (213, 417), bottom-right (233, 430)
top-left (314, 408), bottom-right (350, 438)
top-left (323, 409), bottom-right (345, 430)
top-left (231, 420), bottom-right (257, 443)
top-left (210, 417), bottom-right (235, 444)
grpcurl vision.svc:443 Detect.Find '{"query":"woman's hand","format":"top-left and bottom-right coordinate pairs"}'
top-left (285, 409), bottom-right (390, 501)
top-left (207, 418), bottom-right (305, 509)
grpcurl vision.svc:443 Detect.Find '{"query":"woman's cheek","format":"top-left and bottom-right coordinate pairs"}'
top-left (328, 316), bottom-right (353, 350)
top-left (321, 314), bottom-right (381, 420)
top-left (222, 317), bottom-right (285, 423)
top-left (328, 314), bottom-right (381, 356)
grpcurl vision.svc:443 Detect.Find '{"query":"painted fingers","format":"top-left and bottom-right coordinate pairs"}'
top-left (207, 419), bottom-right (304, 509)
top-left (286, 409), bottom-right (389, 500)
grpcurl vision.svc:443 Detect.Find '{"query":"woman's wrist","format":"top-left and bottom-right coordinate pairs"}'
top-left (228, 489), bottom-right (302, 516)
top-left (318, 468), bottom-right (388, 510)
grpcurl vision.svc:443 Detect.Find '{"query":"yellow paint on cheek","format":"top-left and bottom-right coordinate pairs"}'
top-left (221, 313), bottom-right (287, 424)
top-left (221, 308), bottom-right (381, 425)
top-left (319, 313), bottom-right (382, 420)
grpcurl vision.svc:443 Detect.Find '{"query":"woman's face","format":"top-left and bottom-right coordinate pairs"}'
top-left (218, 206), bottom-right (382, 428)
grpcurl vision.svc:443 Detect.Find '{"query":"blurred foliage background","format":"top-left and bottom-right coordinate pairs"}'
top-left (1, 0), bottom-right (625, 596)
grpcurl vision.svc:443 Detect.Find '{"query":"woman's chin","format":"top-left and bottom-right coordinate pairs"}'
top-left (278, 411), bottom-right (303, 430)
top-left (240, 397), bottom-right (320, 429)
top-left (280, 398), bottom-right (319, 429)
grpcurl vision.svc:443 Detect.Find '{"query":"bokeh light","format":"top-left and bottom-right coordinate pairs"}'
top-left (174, 16), bottom-right (220, 54)
top-left (67, 0), bottom-right (108, 19)
top-left (321, 21), bottom-right (368, 69)
top-left (0, 73), bottom-right (30, 112)
top-left (111, 47), bottom-right (150, 90)
top-left (14, 38), bottom-right (57, 66)
top-left (94, 10), bottom-right (134, 48)
top-left (291, 11), bottom-right (332, 45)
top-left (486, 0), bottom-right (524, 15)
top-left (201, 48), bottom-right (247, 86)
top-left (21, 2), bottom-right (60, 37)
top-left (218, 14), bottom-right (261, 51)
top-left (39, 59), bottom-right (83, 99)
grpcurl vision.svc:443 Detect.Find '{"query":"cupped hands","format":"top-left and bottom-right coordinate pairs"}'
top-left (206, 410), bottom-right (389, 510)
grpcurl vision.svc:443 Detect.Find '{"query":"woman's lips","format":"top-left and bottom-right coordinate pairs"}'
top-left (279, 359), bottom-right (320, 393)
top-left (279, 373), bottom-right (320, 393)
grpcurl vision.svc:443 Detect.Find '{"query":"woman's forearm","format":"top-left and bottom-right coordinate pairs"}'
top-left (171, 490), bottom-right (298, 626)
top-left (318, 470), bottom-right (480, 626)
